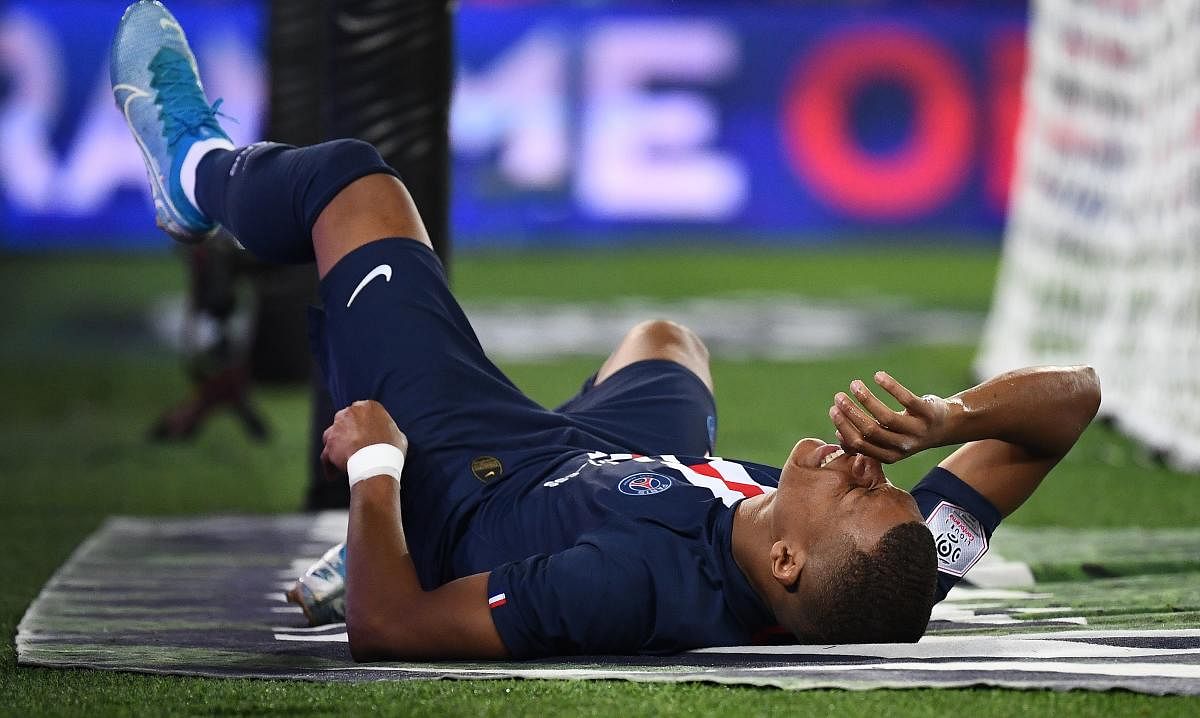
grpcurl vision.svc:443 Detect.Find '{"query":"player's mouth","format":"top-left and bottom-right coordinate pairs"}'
top-left (817, 444), bottom-right (845, 467)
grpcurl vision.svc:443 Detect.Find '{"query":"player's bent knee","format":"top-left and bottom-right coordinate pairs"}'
top-left (307, 139), bottom-right (397, 199)
top-left (597, 319), bottom-right (713, 390)
top-left (630, 319), bottom-right (709, 363)
top-left (327, 138), bottom-right (389, 171)
top-left (311, 142), bottom-right (432, 276)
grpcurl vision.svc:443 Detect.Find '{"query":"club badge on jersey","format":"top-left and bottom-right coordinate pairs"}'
top-left (618, 472), bottom-right (673, 496)
top-left (925, 500), bottom-right (988, 577)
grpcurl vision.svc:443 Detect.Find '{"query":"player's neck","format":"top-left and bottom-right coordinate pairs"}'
top-left (730, 493), bottom-right (779, 608)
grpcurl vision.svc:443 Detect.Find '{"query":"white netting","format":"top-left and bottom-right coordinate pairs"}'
top-left (977, 0), bottom-right (1200, 470)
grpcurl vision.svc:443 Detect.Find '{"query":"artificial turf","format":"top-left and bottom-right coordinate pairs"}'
top-left (2, 248), bottom-right (1198, 714)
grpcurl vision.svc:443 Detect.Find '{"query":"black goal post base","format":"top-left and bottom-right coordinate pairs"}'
top-left (262, 0), bottom-right (455, 510)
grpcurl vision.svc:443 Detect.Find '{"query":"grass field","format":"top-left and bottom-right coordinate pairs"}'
top-left (3, 248), bottom-right (1199, 715)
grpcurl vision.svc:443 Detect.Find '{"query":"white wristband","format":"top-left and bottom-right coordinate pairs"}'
top-left (347, 443), bottom-right (406, 489)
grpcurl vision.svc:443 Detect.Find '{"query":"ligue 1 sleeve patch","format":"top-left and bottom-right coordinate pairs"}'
top-left (925, 500), bottom-right (988, 577)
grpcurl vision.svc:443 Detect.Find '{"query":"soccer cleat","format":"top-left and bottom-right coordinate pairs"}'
top-left (110, 1), bottom-right (233, 244)
top-left (285, 542), bottom-right (347, 626)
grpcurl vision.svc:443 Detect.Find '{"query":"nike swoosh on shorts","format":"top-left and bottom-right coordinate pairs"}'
top-left (347, 264), bottom-right (393, 307)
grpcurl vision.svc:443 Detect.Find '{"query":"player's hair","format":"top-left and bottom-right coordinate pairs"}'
top-left (782, 521), bottom-right (938, 644)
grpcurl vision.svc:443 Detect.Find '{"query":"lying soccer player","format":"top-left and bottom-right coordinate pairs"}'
top-left (113, 1), bottom-right (1101, 660)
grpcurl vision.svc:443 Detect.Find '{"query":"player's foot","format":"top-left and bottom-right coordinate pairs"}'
top-left (285, 542), bottom-right (347, 626)
top-left (110, 1), bottom-right (233, 244)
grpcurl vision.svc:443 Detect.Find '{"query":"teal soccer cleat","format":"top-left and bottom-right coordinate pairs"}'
top-left (286, 543), bottom-right (347, 626)
top-left (111, 1), bottom-right (233, 243)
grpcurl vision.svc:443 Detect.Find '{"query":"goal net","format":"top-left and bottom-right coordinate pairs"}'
top-left (977, 0), bottom-right (1200, 470)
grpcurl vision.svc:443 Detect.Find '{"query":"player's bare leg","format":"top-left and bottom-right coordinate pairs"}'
top-left (311, 174), bottom-right (431, 278)
top-left (595, 320), bottom-right (713, 392)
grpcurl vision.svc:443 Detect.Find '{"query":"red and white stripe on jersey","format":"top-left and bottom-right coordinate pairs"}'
top-left (584, 452), bottom-right (776, 506)
top-left (660, 455), bottom-right (776, 507)
top-left (604, 453), bottom-right (654, 463)
top-left (488, 592), bottom-right (507, 608)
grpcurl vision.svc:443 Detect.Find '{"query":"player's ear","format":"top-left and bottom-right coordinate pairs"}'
top-left (769, 539), bottom-right (804, 590)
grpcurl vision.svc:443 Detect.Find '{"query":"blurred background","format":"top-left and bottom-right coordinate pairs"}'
top-left (0, 0), bottom-right (1025, 250)
top-left (1, 0), bottom-right (1196, 537)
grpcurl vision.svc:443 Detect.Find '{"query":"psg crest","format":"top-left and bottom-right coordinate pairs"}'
top-left (618, 472), bottom-right (673, 496)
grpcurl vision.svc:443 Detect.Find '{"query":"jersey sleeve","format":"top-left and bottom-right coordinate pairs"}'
top-left (485, 542), bottom-right (653, 659)
top-left (910, 466), bottom-right (1003, 603)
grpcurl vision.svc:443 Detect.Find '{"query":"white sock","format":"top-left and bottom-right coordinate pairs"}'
top-left (180, 137), bottom-right (235, 216)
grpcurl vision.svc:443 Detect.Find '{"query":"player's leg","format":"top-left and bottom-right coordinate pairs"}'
top-left (595, 319), bottom-right (713, 392)
top-left (111, 2), bottom-right (419, 272)
top-left (192, 143), bottom-right (427, 273)
top-left (188, 140), bottom-right (418, 265)
top-left (557, 320), bottom-right (719, 457)
top-left (111, 1), bottom-right (567, 584)
top-left (110, 0), bottom-right (534, 438)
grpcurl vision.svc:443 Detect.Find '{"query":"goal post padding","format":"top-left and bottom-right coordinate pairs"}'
top-left (977, 0), bottom-right (1200, 470)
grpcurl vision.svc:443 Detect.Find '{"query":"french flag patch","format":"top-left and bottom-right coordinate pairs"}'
top-left (488, 592), bottom-right (507, 609)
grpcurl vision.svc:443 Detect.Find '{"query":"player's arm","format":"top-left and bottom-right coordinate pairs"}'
top-left (829, 366), bottom-right (1101, 516)
top-left (323, 401), bottom-right (508, 661)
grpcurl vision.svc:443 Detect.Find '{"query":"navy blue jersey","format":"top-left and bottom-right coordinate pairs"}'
top-left (462, 453), bottom-right (779, 657)
top-left (455, 452), bottom-right (1002, 658)
top-left (311, 239), bottom-right (1005, 659)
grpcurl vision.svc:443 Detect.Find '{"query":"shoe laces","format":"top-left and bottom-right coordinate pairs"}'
top-left (148, 48), bottom-right (232, 149)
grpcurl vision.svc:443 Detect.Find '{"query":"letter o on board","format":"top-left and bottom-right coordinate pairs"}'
top-left (781, 26), bottom-right (974, 219)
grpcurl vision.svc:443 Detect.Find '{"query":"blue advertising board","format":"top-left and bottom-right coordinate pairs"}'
top-left (0, 1), bottom-right (1026, 251)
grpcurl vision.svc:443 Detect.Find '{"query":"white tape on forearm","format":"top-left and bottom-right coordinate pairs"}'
top-left (347, 443), bottom-right (405, 489)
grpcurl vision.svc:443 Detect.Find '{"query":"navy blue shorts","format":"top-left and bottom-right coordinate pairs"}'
top-left (309, 238), bottom-right (717, 585)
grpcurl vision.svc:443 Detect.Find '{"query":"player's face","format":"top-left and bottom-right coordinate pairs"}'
top-left (773, 438), bottom-right (923, 555)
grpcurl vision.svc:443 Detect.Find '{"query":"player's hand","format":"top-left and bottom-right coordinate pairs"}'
top-left (828, 371), bottom-right (950, 464)
top-left (321, 400), bottom-right (409, 474)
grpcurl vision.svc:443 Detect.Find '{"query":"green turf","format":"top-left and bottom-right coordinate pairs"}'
top-left (453, 243), bottom-right (1002, 309)
top-left (2, 248), bottom-right (1198, 714)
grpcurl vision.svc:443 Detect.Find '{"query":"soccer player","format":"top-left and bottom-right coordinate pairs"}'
top-left (112, 1), bottom-right (1101, 660)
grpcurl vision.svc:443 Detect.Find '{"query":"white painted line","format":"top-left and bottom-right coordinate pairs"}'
top-left (930, 609), bottom-right (1087, 625)
top-left (691, 635), bottom-right (1200, 659)
top-left (451, 297), bottom-right (984, 361)
top-left (964, 549), bottom-right (1035, 588)
top-left (317, 661), bottom-right (1200, 681)
top-left (272, 623), bottom-right (347, 633)
top-left (269, 606), bottom-right (303, 614)
top-left (944, 587), bottom-right (1052, 601)
top-left (741, 661), bottom-right (1200, 679)
top-left (1018, 628), bottom-right (1200, 640)
top-left (273, 632), bottom-right (348, 643)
